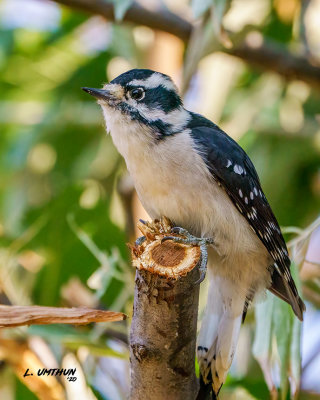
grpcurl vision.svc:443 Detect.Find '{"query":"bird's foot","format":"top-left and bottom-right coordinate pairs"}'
top-left (135, 235), bottom-right (146, 246)
top-left (161, 227), bottom-right (214, 284)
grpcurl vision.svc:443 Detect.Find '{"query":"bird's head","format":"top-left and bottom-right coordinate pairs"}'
top-left (82, 69), bottom-right (190, 140)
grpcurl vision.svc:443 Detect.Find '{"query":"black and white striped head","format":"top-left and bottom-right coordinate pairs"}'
top-left (82, 69), bottom-right (190, 138)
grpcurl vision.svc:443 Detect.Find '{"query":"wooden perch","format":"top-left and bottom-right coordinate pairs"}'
top-left (0, 305), bottom-right (126, 328)
top-left (129, 217), bottom-right (201, 400)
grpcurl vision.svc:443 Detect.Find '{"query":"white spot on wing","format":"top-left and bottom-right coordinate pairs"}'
top-left (239, 189), bottom-right (243, 198)
top-left (226, 159), bottom-right (232, 168)
top-left (234, 164), bottom-right (243, 174)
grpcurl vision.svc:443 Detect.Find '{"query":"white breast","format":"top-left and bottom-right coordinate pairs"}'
top-left (103, 109), bottom-right (271, 292)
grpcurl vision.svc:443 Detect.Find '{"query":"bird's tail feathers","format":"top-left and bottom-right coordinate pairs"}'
top-left (269, 267), bottom-right (305, 321)
top-left (197, 275), bottom-right (244, 396)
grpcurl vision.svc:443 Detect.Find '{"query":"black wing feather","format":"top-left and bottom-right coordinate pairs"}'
top-left (189, 119), bottom-right (305, 320)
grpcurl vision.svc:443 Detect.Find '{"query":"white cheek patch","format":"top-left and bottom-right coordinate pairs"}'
top-left (124, 100), bottom-right (166, 121)
top-left (164, 108), bottom-right (191, 127)
top-left (133, 104), bottom-right (191, 131)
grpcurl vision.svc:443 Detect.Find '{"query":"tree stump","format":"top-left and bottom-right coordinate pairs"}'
top-left (129, 217), bottom-right (201, 400)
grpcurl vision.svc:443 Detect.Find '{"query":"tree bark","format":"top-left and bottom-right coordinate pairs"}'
top-left (129, 218), bottom-right (201, 400)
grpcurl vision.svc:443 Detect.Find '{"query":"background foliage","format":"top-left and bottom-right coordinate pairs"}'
top-left (0, 0), bottom-right (320, 399)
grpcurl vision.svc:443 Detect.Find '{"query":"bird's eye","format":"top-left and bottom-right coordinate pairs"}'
top-left (130, 88), bottom-right (145, 101)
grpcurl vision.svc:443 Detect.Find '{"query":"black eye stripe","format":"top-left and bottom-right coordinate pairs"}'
top-left (142, 87), bottom-right (182, 112)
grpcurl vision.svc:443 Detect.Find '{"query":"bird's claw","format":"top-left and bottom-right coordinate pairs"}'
top-left (135, 235), bottom-right (146, 246)
top-left (161, 227), bottom-right (214, 284)
top-left (161, 235), bottom-right (176, 243)
top-left (171, 226), bottom-right (184, 235)
top-left (195, 269), bottom-right (206, 285)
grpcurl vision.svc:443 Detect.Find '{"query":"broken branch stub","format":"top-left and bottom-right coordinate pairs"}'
top-left (129, 217), bottom-right (201, 400)
top-left (0, 306), bottom-right (125, 328)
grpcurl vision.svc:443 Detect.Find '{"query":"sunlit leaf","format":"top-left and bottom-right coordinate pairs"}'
top-left (290, 316), bottom-right (302, 399)
top-left (273, 297), bottom-right (292, 400)
top-left (211, 0), bottom-right (228, 35)
top-left (289, 262), bottom-right (303, 399)
top-left (253, 293), bottom-right (275, 393)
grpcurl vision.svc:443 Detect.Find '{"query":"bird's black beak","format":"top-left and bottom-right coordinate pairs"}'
top-left (82, 87), bottom-right (115, 101)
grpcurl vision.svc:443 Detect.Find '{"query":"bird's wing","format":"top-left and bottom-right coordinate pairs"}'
top-left (189, 123), bottom-right (305, 319)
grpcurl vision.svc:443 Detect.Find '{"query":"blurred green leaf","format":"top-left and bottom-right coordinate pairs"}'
top-left (289, 262), bottom-right (303, 399)
top-left (15, 377), bottom-right (38, 400)
top-left (191, 0), bottom-right (214, 18)
top-left (253, 294), bottom-right (274, 360)
top-left (111, 0), bottom-right (133, 21)
top-left (211, 0), bottom-right (229, 35)
top-left (253, 269), bottom-right (304, 399)
top-left (29, 325), bottom-right (128, 358)
top-left (253, 292), bottom-right (275, 393)
top-left (273, 298), bottom-right (292, 400)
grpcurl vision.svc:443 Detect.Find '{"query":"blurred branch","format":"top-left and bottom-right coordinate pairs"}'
top-left (302, 285), bottom-right (320, 308)
top-left (228, 41), bottom-right (320, 90)
top-left (300, 391), bottom-right (320, 400)
top-left (52, 0), bottom-right (191, 41)
top-left (299, 0), bottom-right (312, 57)
top-left (117, 172), bottom-right (136, 241)
top-left (104, 327), bottom-right (129, 344)
top-left (253, 117), bottom-right (319, 138)
top-left (302, 337), bottom-right (320, 373)
top-left (0, 305), bottom-right (126, 327)
top-left (49, 0), bottom-right (320, 89)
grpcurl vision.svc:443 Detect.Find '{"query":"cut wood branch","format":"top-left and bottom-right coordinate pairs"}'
top-left (129, 217), bottom-right (201, 400)
top-left (48, 0), bottom-right (320, 89)
top-left (0, 305), bottom-right (126, 328)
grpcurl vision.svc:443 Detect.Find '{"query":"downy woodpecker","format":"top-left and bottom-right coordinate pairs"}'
top-left (83, 69), bottom-right (305, 397)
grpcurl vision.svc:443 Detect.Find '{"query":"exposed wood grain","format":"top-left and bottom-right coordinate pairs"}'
top-left (0, 305), bottom-right (126, 328)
